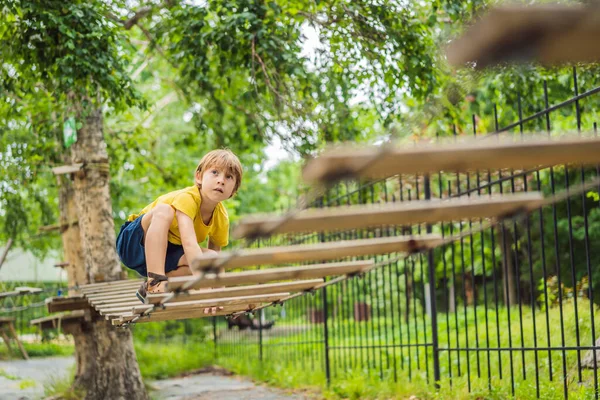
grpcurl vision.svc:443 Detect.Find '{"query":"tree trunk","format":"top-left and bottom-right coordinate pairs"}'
top-left (68, 106), bottom-right (147, 400)
top-left (497, 228), bottom-right (517, 307)
top-left (58, 178), bottom-right (86, 295)
top-left (0, 238), bottom-right (13, 270)
top-left (464, 273), bottom-right (474, 306)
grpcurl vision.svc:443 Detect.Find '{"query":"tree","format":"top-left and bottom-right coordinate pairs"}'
top-left (1, 1), bottom-right (147, 398)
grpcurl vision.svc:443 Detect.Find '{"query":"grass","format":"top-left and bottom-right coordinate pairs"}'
top-left (0, 341), bottom-right (74, 360)
top-left (134, 338), bottom-right (214, 380)
top-left (212, 299), bottom-right (600, 399)
top-left (43, 366), bottom-right (85, 400)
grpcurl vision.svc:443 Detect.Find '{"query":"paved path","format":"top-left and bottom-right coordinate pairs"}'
top-left (0, 357), bottom-right (309, 400)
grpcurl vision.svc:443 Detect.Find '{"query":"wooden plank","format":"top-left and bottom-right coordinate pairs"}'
top-left (445, 4), bottom-right (599, 68)
top-left (100, 293), bottom-right (289, 316)
top-left (169, 260), bottom-right (373, 292)
top-left (192, 234), bottom-right (441, 271)
top-left (46, 296), bottom-right (90, 313)
top-left (82, 286), bottom-right (140, 297)
top-left (14, 286), bottom-right (43, 294)
top-left (94, 301), bottom-right (142, 311)
top-left (90, 296), bottom-right (139, 306)
top-left (52, 163), bottom-right (83, 175)
top-left (80, 278), bottom-right (145, 290)
top-left (146, 279), bottom-right (324, 305)
top-left (302, 135), bottom-right (600, 184)
top-left (233, 192), bottom-right (544, 238)
top-left (0, 317), bottom-right (15, 323)
top-left (110, 305), bottom-right (255, 325)
top-left (30, 311), bottom-right (86, 326)
top-left (0, 288), bottom-right (43, 299)
top-left (86, 293), bottom-right (138, 302)
top-left (80, 280), bottom-right (142, 292)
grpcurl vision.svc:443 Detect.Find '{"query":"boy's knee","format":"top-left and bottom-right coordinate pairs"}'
top-left (151, 204), bottom-right (175, 224)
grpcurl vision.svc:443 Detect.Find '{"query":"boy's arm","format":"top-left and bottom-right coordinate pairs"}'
top-left (207, 240), bottom-right (223, 274)
top-left (176, 210), bottom-right (204, 267)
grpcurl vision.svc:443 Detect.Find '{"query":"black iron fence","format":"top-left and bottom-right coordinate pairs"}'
top-left (211, 67), bottom-right (600, 399)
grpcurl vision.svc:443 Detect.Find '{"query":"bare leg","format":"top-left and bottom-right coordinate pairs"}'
top-left (140, 204), bottom-right (174, 293)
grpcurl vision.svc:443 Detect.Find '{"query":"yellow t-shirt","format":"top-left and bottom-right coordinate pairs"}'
top-left (127, 186), bottom-right (229, 247)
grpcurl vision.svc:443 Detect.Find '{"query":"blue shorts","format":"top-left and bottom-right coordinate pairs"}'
top-left (116, 215), bottom-right (185, 277)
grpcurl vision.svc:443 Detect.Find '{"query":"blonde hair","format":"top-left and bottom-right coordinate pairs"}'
top-left (196, 149), bottom-right (243, 195)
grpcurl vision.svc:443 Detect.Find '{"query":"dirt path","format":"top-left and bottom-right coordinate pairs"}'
top-left (0, 357), bottom-right (311, 400)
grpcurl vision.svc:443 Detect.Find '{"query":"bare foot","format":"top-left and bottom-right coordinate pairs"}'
top-left (147, 280), bottom-right (167, 294)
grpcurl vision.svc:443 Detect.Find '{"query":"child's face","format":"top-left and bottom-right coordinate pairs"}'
top-left (196, 165), bottom-right (237, 203)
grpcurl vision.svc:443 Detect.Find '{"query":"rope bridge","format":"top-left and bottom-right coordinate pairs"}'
top-left (39, 134), bottom-right (600, 327)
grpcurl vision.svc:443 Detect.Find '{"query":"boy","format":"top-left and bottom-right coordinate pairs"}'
top-left (116, 149), bottom-right (242, 310)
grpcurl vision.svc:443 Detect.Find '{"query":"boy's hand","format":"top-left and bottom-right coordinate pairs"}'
top-left (203, 306), bottom-right (224, 315)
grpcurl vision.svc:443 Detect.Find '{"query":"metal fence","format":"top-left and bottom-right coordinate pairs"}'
top-left (211, 67), bottom-right (600, 399)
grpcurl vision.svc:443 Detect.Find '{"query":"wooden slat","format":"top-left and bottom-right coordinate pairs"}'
top-left (110, 305), bottom-right (253, 325)
top-left (52, 163), bottom-right (83, 175)
top-left (146, 279), bottom-right (324, 305)
top-left (192, 234), bottom-right (441, 271)
top-left (80, 279), bottom-right (142, 290)
top-left (233, 192), bottom-right (544, 238)
top-left (90, 296), bottom-right (139, 306)
top-left (99, 293), bottom-right (289, 316)
top-left (94, 301), bottom-right (142, 311)
top-left (169, 260), bottom-right (373, 291)
top-left (85, 287), bottom-right (138, 297)
top-left (302, 135), bottom-right (600, 184)
top-left (445, 4), bottom-right (599, 68)
top-left (85, 290), bottom-right (135, 302)
top-left (80, 280), bottom-right (141, 292)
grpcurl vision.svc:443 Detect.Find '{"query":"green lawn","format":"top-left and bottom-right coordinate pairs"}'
top-left (214, 298), bottom-right (600, 399)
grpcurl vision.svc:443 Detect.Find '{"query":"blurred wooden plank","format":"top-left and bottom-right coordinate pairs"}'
top-left (169, 260), bottom-right (373, 291)
top-left (46, 296), bottom-right (90, 313)
top-left (80, 280), bottom-right (142, 292)
top-left (84, 289), bottom-right (135, 302)
top-left (302, 135), bottom-right (600, 184)
top-left (110, 305), bottom-right (253, 325)
top-left (132, 293), bottom-right (289, 315)
top-left (146, 279), bottom-right (323, 305)
top-left (233, 192), bottom-right (543, 238)
top-left (91, 296), bottom-right (139, 305)
top-left (52, 163), bottom-right (83, 175)
top-left (30, 311), bottom-right (86, 329)
top-left (446, 4), bottom-right (600, 68)
top-left (0, 287), bottom-right (44, 299)
top-left (99, 293), bottom-right (288, 316)
top-left (192, 234), bottom-right (441, 271)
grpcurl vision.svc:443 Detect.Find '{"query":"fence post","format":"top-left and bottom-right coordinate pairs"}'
top-left (424, 174), bottom-right (441, 388)
top-left (322, 282), bottom-right (331, 385)
top-left (318, 195), bottom-right (332, 385)
top-left (259, 309), bottom-right (263, 362)
top-left (212, 316), bottom-right (217, 361)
